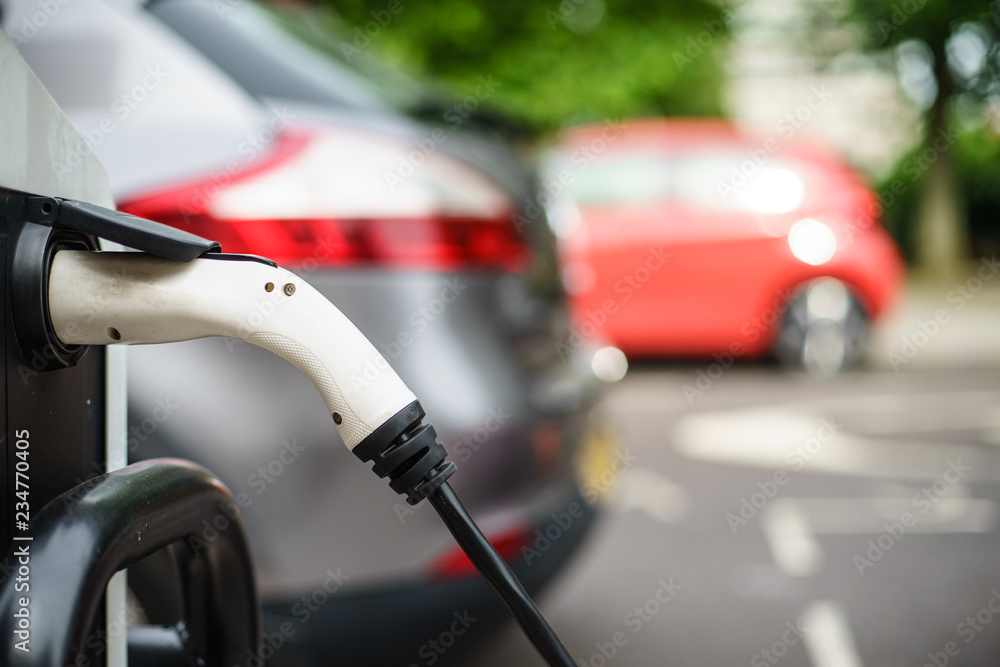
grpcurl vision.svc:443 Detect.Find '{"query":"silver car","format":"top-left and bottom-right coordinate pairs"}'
top-left (2, 0), bottom-right (614, 662)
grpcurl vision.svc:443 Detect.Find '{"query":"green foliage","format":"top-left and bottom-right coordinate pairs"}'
top-left (877, 123), bottom-right (1000, 259)
top-left (848, 0), bottom-right (1000, 265)
top-left (851, 0), bottom-right (989, 51)
top-left (874, 145), bottom-right (923, 260)
top-left (322, 0), bottom-right (727, 130)
top-left (955, 124), bottom-right (1000, 256)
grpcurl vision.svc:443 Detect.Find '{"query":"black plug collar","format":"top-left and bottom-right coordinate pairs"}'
top-left (352, 401), bottom-right (456, 505)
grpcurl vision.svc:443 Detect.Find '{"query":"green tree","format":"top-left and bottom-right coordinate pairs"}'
top-left (324, 0), bottom-right (728, 131)
top-left (850, 0), bottom-right (998, 275)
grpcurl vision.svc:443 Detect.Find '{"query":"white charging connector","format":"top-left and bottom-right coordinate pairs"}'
top-left (48, 250), bottom-right (415, 450)
top-left (47, 248), bottom-right (574, 665)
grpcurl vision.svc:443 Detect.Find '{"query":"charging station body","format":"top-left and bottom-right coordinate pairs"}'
top-left (0, 192), bottom-right (110, 661)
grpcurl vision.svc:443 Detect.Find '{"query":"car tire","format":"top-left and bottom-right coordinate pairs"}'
top-left (775, 277), bottom-right (869, 377)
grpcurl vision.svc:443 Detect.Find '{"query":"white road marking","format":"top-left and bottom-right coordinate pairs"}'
top-left (672, 389), bottom-right (1000, 480)
top-left (820, 389), bottom-right (1000, 415)
top-left (762, 500), bottom-right (822, 577)
top-left (761, 494), bottom-right (997, 579)
top-left (616, 467), bottom-right (691, 523)
top-left (673, 406), bottom-right (995, 481)
top-left (788, 496), bottom-right (999, 534)
top-left (800, 600), bottom-right (863, 667)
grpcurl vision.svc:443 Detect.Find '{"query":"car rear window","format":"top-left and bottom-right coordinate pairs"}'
top-left (567, 154), bottom-right (673, 205)
top-left (560, 149), bottom-right (808, 215)
top-left (148, 0), bottom-right (419, 111)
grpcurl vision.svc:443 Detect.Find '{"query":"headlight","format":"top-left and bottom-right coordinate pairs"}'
top-left (738, 167), bottom-right (804, 214)
top-left (591, 345), bottom-right (628, 382)
top-left (788, 218), bottom-right (837, 265)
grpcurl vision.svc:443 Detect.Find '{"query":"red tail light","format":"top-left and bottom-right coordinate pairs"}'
top-left (430, 525), bottom-right (533, 581)
top-left (121, 128), bottom-right (528, 271)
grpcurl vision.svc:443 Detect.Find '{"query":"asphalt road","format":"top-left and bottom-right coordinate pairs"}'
top-left (469, 364), bottom-right (1000, 666)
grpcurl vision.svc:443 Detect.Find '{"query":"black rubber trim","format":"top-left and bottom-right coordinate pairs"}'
top-left (11, 221), bottom-right (97, 370)
top-left (352, 401), bottom-right (456, 505)
top-left (51, 197), bottom-right (221, 261)
top-left (201, 252), bottom-right (278, 268)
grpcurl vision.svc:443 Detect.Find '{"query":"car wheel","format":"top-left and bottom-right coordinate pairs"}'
top-left (775, 277), bottom-right (869, 376)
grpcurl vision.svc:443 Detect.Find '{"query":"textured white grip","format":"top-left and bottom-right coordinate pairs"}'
top-left (48, 251), bottom-right (416, 450)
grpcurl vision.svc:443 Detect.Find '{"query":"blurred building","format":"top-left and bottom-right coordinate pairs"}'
top-left (724, 0), bottom-right (922, 179)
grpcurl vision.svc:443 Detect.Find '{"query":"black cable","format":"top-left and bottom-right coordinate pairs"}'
top-left (352, 404), bottom-right (574, 664)
top-left (428, 481), bottom-right (575, 667)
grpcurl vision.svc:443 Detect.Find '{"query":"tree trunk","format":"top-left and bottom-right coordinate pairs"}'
top-left (914, 43), bottom-right (968, 279)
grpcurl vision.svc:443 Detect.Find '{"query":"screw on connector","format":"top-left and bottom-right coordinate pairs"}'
top-left (283, 283), bottom-right (296, 296)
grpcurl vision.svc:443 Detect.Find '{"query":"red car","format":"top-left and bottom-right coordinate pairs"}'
top-left (550, 118), bottom-right (903, 375)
